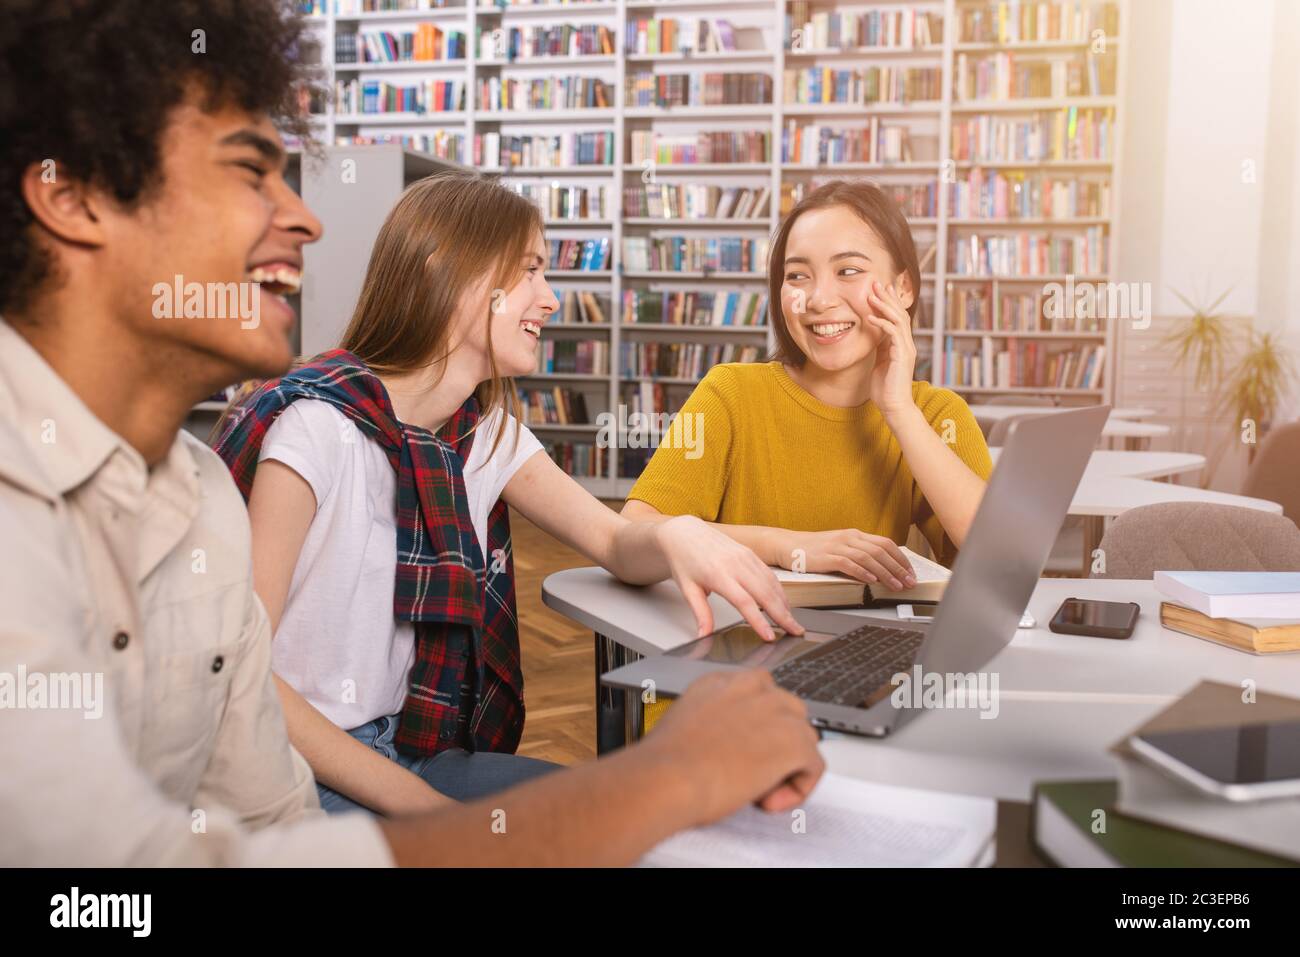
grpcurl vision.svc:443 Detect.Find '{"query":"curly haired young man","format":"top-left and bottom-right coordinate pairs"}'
top-left (0, 0), bottom-right (823, 866)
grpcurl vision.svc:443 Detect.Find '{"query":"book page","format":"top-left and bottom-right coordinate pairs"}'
top-left (1160, 572), bottom-right (1300, 596)
top-left (639, 773), bottom-right (994, 868)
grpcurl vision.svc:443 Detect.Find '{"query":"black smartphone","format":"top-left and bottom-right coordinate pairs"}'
top-left (1049, 597), bottom-right (1140, 639)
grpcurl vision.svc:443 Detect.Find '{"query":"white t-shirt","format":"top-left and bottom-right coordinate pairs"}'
top-left (259, 399), bottom-right (543, 730)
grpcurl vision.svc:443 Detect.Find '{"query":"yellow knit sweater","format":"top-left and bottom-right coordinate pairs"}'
top-left (628, 361), bottom-right (993, 566)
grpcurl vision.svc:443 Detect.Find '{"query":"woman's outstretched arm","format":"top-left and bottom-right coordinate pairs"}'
top-left (503, 450), bottom-right (804, 639)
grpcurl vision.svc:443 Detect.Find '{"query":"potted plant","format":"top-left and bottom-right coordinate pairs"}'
top-left (1163, 286), bottom-right (1295, 484)
top-left (1162, 287), bottom-right (1234, 486)
top-left (1162, 287), bottom-right (1232, 393)
top-left (1218, 328), bottom-right (1294, 465)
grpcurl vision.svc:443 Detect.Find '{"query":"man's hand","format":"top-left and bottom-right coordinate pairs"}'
top-left (641, 669), bottom-right (825, 825)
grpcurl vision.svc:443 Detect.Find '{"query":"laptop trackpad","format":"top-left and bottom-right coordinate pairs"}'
top-left (664, 623), bottom-right (841, 670)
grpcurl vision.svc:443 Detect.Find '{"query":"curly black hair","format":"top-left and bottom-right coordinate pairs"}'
top-left (0, 0), bottom-right (314, 314)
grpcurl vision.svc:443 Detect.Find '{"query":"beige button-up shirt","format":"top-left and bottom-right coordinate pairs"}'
top-left (0, 321), bottom-right (392, 865)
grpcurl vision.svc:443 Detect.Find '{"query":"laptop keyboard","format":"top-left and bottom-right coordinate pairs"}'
top-left (771, 624), bottom-right (924, 708)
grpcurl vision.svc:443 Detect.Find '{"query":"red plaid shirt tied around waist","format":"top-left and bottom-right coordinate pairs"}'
top-left (212, 350), bottom-right (524, 756)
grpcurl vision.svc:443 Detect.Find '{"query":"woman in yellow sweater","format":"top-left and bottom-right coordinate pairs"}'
top-left (623, 180), bottom-right (992, 597)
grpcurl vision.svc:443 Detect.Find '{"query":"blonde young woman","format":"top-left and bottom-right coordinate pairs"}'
top-left (213, 172), bottom-right (802, 815)
top-left (623, 179), bottom-right (992, 584)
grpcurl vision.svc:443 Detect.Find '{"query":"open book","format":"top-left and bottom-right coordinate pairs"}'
top-left (639, 772), bottom-right (995, 868)
top-left (774, 546), bottom-right (951, 607)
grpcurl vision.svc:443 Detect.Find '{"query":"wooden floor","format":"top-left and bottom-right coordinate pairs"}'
top-left (510, 507), bottom-right (603, 765)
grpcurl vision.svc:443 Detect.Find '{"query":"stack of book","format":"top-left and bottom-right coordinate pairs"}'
top-left (509, 182), bottom-right (611, 222)
top-left (784, 66), bottom-right (942, 106)
top-left (958, 0), bottom-right (1120, 44)
top-left (781, 120), bottom-right (918, 165)
top-left (480, 24), bottom-right (615, 61)
top-left (548, 237), bottom-right (610, 272)
top-left (942, 337), bottom-right (1104, 390)
top-left (950, 108), bottom-right (1114, 164)
top-left (622, 381), bottom-right (686, 418)
top-left (626, 72), bottom-right (773, 108)
top-left (622, 236), bottom-right (767, 274)
top-left (623, 184), bottom-right (770, 221)
top-left (881, 182), bottom-right (938, 219)
top-left (948, 168), bottom-right (1110, 220)
top-left (620, 342), bottom-right (762, 380)
top-left (516, 386), bottom-right (591, 425)
top-left (624, 18), bottom-right (753, 55)
top-left (338, 131), bottom-right (465, 163)
top-left (621, 290), bottom-right (767, 327)
top-left (536, 339), bottom-right (608, 375)
top-left (558, 290), bottom-right (608, 325)
top-left (335, 78), bottom-right (465, 115)
top-left (954, 51), bottom-right (1116, 102)
top-left (629, 130), bottom-right (770, 166)
top-left (785, 6), bottom-right (943, 51)
top-left (478, 76), bottom-right (612, 112)
top-left (948, 227), bottom-right (1108, 277)
top-left (1033, 682), bottom-right (1300, 867)
top-left (1154, 571), bottom-right (1300, 655)
top-left (343, 26), bottom-right (466, 64)
top-left (476, 131), bottom-right (614, 168)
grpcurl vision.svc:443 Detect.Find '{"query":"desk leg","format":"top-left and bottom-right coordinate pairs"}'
top-left (594, 633), bottom-right (642, 755)
top-left (1082, 516), bottom-right (1105, 573)
top-left (624, 682), bottom-right (645, 746)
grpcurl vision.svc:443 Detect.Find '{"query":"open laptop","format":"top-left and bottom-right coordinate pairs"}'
top-left (602, 404), bottom-right (1110, 737)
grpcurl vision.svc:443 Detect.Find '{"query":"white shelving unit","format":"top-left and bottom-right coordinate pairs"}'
top-left (299, 0), bottom-right (1126, 496)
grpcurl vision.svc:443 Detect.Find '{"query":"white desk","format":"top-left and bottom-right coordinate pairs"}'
top-left (1070, 476), bottom-right (1281, 559)
top-left (971, 406), bottom-right (1170, 449)
top-left (974, 404), bottom-right (1157, 422)
top-left (987, 448), bottom-right (1261, 565)
top-left (989, 447), bottom-right (1205, 481)
top-left (541, 570), bottom-right (1300, 800)
top-left (1097, 419), bottom-right (1170, 450)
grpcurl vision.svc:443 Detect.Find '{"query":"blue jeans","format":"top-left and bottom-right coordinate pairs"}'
top-left (316, 713), bottom-right (561, 814)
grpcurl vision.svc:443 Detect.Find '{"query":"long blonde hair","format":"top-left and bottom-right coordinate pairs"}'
top-left (213, 170), bottom-right (543, 455)
top-left (341, 170), bottom-right (543, 454)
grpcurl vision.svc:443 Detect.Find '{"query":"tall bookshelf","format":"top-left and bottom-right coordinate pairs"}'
top-left (298, 0), bottom-right (1127, 496)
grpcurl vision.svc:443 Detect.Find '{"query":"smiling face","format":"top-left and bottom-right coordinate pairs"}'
top-left (451, 229), bottom-right (558, 380)
top-left (101, 97), bottom-right (322, 387)
top-left (779, 204), bottom-right (915, 375)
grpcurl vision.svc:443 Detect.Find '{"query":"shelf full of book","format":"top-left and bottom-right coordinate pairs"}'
top-left (296, 0), bottom-right (1127, 496)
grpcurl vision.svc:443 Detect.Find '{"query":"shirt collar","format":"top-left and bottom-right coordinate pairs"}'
top-left (0, 319), bottom-right (201, 511)
top-left (0, 319), bottom-right (129, 495)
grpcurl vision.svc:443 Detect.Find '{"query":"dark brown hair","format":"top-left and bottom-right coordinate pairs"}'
top-left (1, 0), bottom-right (313, 315)
top-left (768, 179), bottom-right (924, 366)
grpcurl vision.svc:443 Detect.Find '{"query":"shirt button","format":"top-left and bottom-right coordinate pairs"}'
top-left (211, 655), bottom-right (225, 673)
top-left (112, 631), bottom-right (129, 651)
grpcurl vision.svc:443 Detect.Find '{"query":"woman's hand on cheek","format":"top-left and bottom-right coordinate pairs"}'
top-left (655, 515), bottom-right (805, 640)
top-left (865, 278), bottom-right (918, 421)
